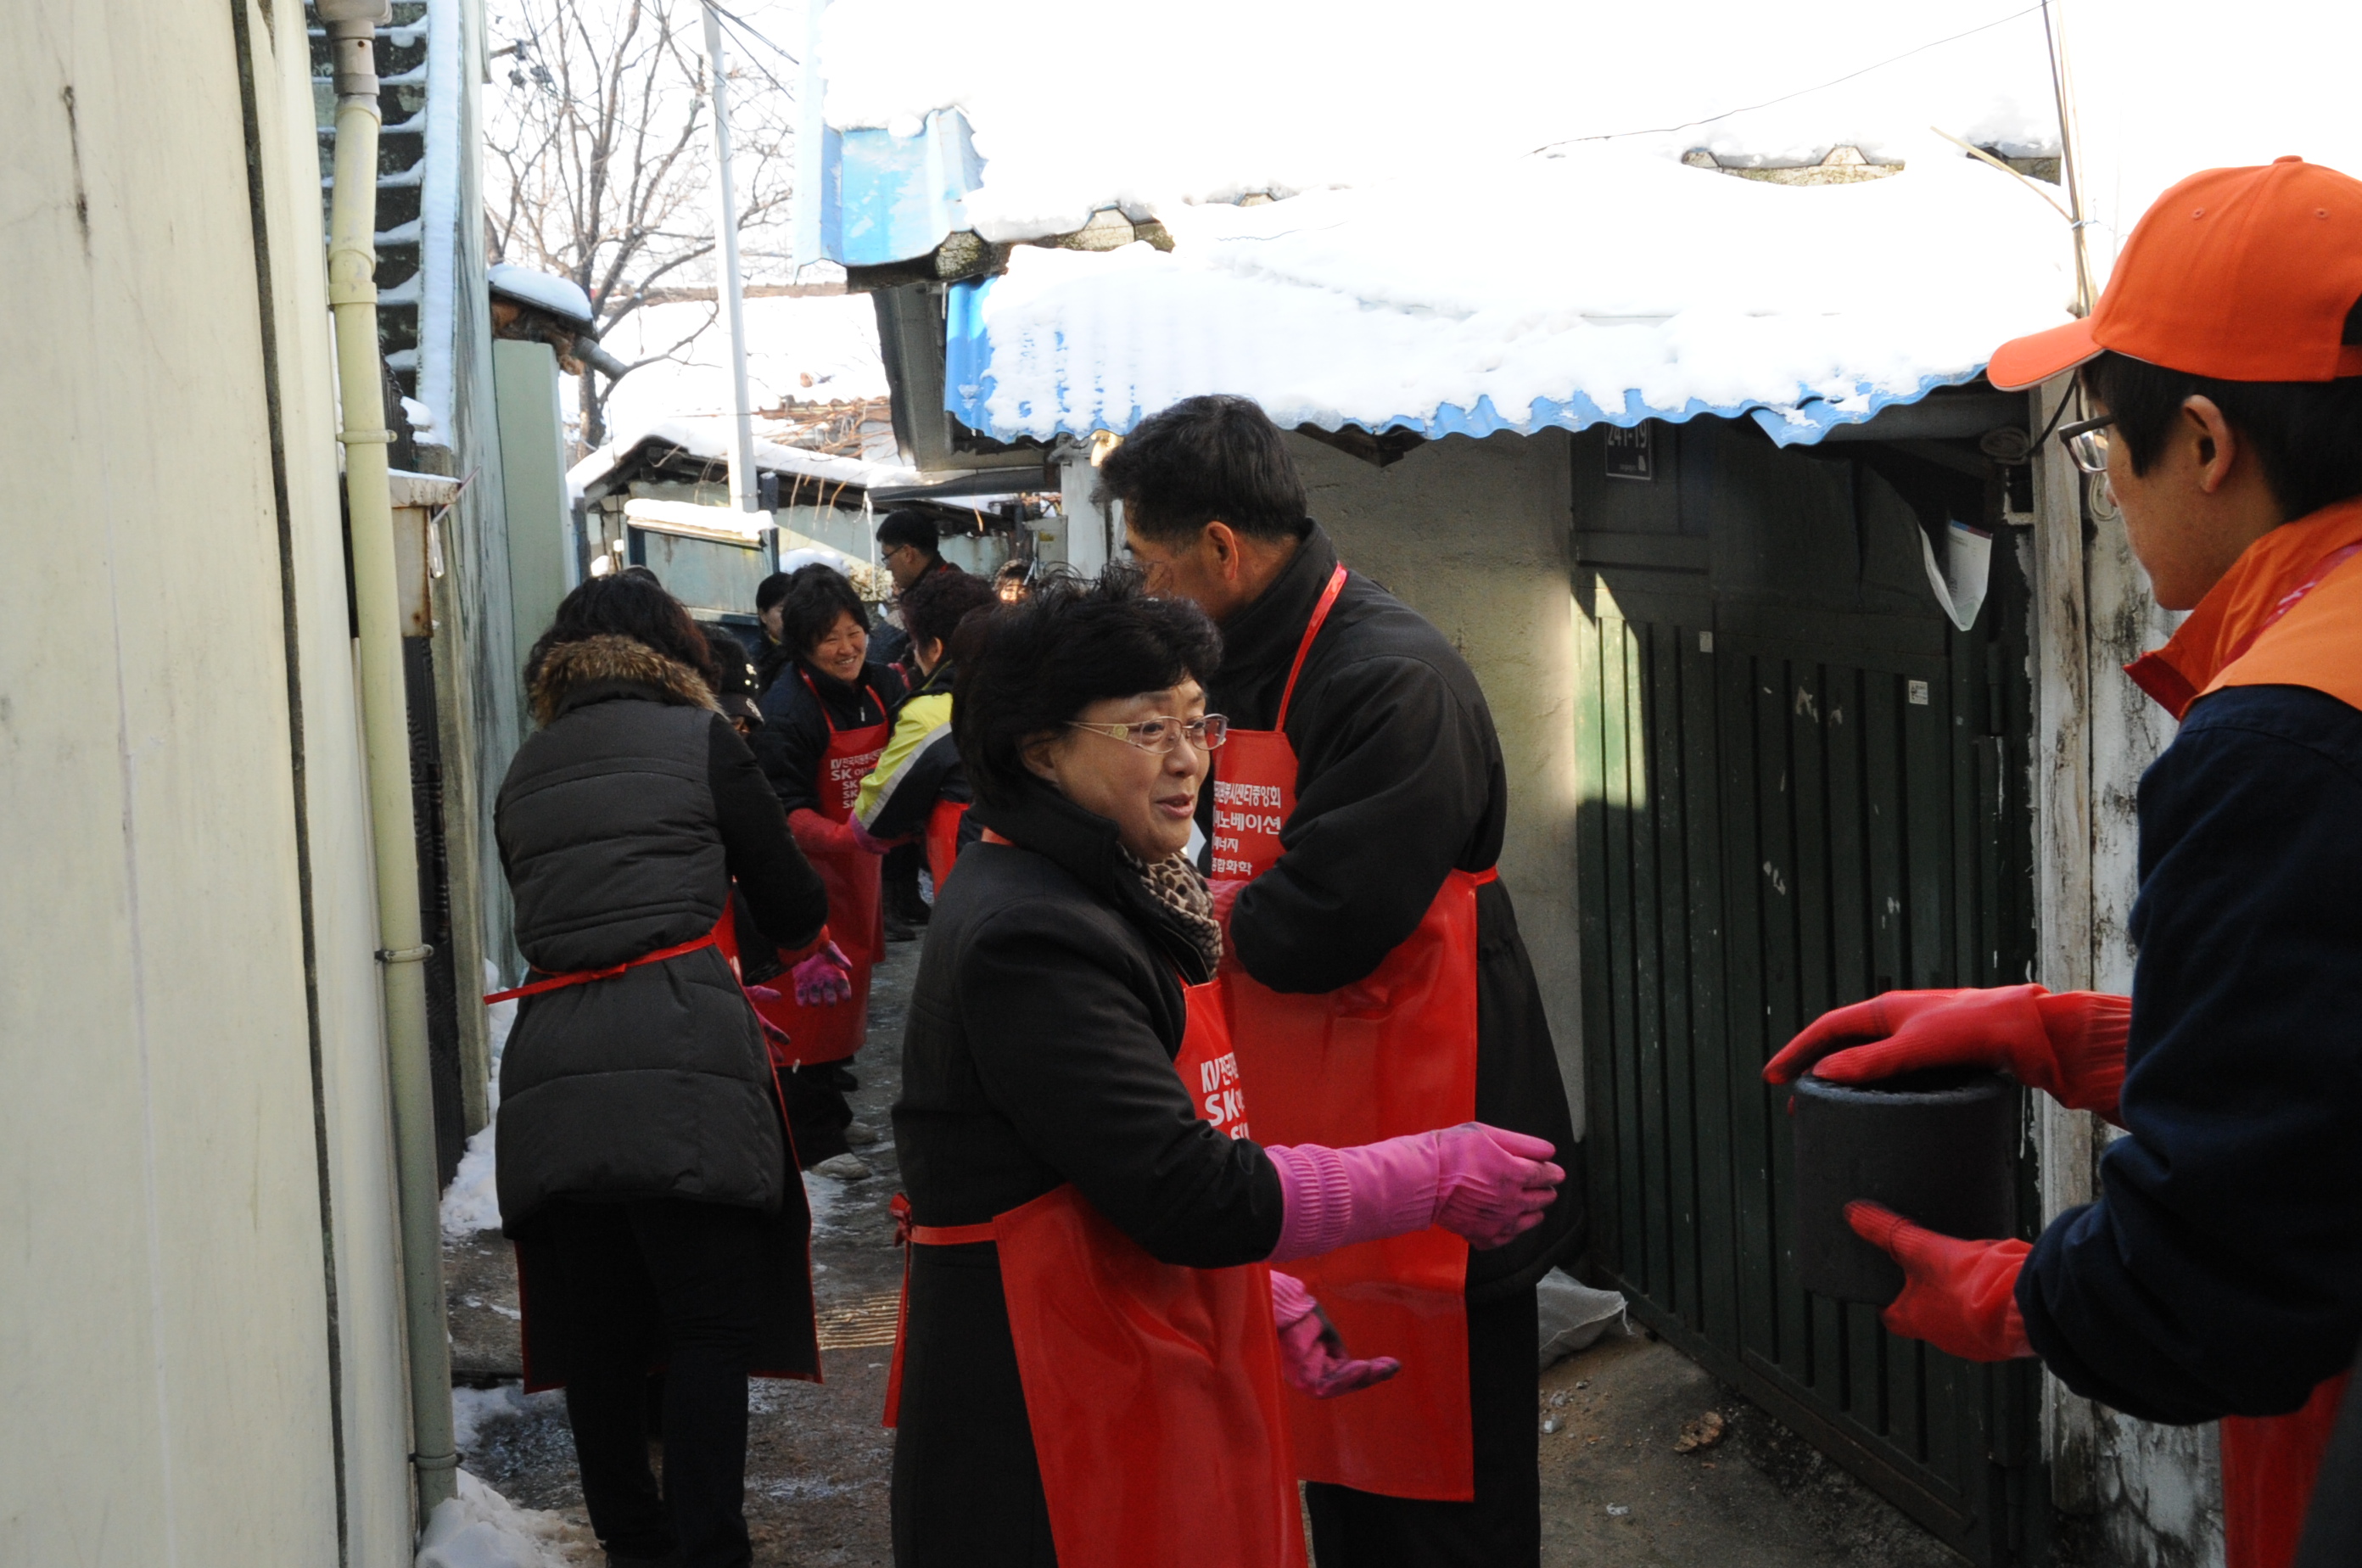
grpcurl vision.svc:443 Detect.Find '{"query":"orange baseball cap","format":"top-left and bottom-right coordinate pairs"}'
top-left (1988, 156), bottom-right (2362, 391)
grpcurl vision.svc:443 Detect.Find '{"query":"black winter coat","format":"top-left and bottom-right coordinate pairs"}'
top-left (890, 781), bottom-right (1285, 1567)
top-left (752, 656), bottom-right (907, 815)
top-left (2020, 684), bottom-right (2362, 1423)
top-left (1201, 525), bottom-right (1583, 1300)
top-left (494, 635), bottom-right (828, 1226)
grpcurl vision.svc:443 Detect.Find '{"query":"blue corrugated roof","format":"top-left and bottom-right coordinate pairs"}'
top-left (944, 275), bottom-right (1985, 447)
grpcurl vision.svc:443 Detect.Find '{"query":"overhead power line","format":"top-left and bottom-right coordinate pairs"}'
top-left (1530, 3), bottom-right (2047, 155)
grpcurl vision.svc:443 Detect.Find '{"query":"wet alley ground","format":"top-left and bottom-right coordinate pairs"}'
top-left (442, 936), bottom-right (1955, 1567)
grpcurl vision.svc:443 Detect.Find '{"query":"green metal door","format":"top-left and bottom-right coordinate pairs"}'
top-left (1571, 417), bottom-right (2041, 1565)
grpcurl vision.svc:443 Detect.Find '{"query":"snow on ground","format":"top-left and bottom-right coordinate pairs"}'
top-left (598, 292), bottom-right (888, 435)
top-left (443, 1124), bottom-right (501, 1239)
top-left (414, 1470), bottom-right (589, 1568)
top-left (803, 1166), bottom-right (846, 1231)
top-left (817, 0), bottom-right (2061, 242)
top-left (958, 143), bottom-right (2073, 441)
top-left (442, 966), bottom-right (516, 1239)
top-left (452, 1384), bottom-right (563, 1452)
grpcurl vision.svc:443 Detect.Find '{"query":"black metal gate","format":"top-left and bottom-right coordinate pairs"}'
top-left (1571, 415), bottom-right (2042, 1565)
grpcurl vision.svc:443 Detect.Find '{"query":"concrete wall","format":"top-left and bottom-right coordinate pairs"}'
top-left (2, 0), bottom-right (414, 1561)
top-left (1283, 429), bottom-right (1587, 1132)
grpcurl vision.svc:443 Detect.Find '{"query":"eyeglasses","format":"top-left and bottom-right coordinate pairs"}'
top-left (2057, 412), bottom-right (2115, 477)
top-left (1066, 714), bottom-right (1229, 754)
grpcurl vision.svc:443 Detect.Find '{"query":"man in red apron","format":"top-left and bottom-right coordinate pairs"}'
top-left (1099, 397), bottom-right (1583, 1565)
top-left (1766, 159), bottom-right (2362, 1568)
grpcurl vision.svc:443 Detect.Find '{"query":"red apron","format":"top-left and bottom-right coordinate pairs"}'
top-left (885, 966), bottom-right (1304, 1568)
top-left (924, 797), bottom-right (970, 895)
top-left (1215, 563), bottom-right (1483, 1503)
top-left (751, 674), bottom-right (890, 1067)
top-left (2122, 501), bottom-right (2362, 1568)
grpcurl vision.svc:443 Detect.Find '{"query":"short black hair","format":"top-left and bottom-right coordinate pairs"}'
top-left (524, 572), bottom-right (716, 690)
top-left (2082, 299), bottom-right (2362, 520)
top-left (898, 564), bottom-right (995, 652)
top-left (778, 564), bottom-right (870, 659)
top-left (954, 563), bottom-right (1223, 807)
top-left (875, 509), bottom-right (942, 557)
top-left (755, 571), bottom-right (796, 613)
top-left (1093, 394), bottom-right (1310, 546)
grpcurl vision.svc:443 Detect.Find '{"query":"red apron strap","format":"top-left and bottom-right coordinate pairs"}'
top-left (484, 930), bottom-right (720, 1005)
top-left (800, 669), bottom-right (887, 736)
top-left (1273, 565), bottom-right (1350, 731)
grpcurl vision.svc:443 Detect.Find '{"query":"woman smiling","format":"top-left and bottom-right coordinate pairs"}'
top-left (887, 568), bottom-right (1563, 1567)
top-left (751, 564), bottom-right (908, 1171)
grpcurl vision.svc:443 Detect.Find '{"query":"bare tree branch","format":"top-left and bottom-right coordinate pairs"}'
top-left (484, 0), bottom-right (795, 451)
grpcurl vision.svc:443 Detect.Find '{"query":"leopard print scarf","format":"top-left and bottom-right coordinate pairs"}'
top-left (1122, 847), bottom-right (1223, 975)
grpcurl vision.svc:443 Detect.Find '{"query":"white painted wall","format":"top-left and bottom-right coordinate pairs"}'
top-left (1282, 430), bottom-right (1587, 1132)
top-left (2027, 378), bottom-right (2220, 1567)
top-left (1, 0), bottom-right (414, 1561)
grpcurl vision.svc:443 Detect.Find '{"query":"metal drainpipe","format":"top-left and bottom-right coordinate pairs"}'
top-left (320, 0), bottom-right (461, 1522)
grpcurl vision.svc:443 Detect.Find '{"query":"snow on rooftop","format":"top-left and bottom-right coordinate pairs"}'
top-left (486, 263), bottom-right (594, 327)
top-left (816, 0), bottom-right (2062, 244)
top-left (950, 143), bottom-right (2074, 445)
top-left (569, 415), bottom-right (919, 501)
top-left (598, 292), bottom-right (890, 434)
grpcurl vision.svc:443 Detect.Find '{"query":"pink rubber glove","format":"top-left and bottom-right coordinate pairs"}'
top-left (792, 941), bottom-right (854, 1005)
top-left (1846, 1202), bottom-right (2034, 1362)
top-left (848, 816), bottom-right (900, 856)
top-left (1270, 1270), bottom-right (1400, 1398)
top-left (1762, 984), bottom-right (2131, 1124)
top-left (1266, 1123), bottom-right (1563, 1261)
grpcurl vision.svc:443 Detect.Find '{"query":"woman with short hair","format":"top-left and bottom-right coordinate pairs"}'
top-left (888, 566), bottom-right (1564, 1567)
top-left (751, 564), bottom-right (906, 1169)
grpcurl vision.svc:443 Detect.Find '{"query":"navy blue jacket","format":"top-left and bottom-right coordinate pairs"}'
top-left (2020, 684), bottom-right (2362, 1424)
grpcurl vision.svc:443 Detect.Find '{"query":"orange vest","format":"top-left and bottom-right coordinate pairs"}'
top-left (2121, 496), bottom-right (2362, 1568)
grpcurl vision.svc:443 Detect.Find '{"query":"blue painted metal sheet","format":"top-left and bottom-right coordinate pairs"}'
top-left (808, 109), bottom-right (984, 268)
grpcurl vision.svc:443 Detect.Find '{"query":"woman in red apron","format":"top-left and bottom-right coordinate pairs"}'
top-left (851, 564), bottom-right (999, 894)
top-left (887, 568), bottom-right (1564, 1568)
top-left (490, 574), bottom-right (833, 1568)
top-left (750, 564), bottom-right (904, 1170)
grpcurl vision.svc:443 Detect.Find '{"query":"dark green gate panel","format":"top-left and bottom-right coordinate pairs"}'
top-left (1573, 419), bottom-right (2041, 1565)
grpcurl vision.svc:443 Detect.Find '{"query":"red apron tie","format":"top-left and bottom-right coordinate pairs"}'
top-left (484, 930), bottom-right (721, 1005)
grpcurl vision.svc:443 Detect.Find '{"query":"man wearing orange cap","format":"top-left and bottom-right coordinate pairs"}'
top-left (1765, 156), bottom-right (2362, 1568)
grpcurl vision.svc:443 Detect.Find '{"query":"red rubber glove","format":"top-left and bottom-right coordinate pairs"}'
top-left (1271, 1270), bottom-right (1400, 1398)
top-left (788, 808), bottom-right (860, 858)
top-left (1846, 1201), bottom-right (2033, 1362)
top-left (1762, 983), bottom-right (2130, 1123)
top-left (792, 941), bottom-right (854, 1005)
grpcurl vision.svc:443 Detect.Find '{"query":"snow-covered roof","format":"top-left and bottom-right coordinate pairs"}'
top-left (488, 264), bottom-right (594, 328)
top-left (809, 0), bottom-right (2062, 249)
top-left (569, 416), bottom-right (919, 501)
top-left (946, 145), bottom-right (2073, 445)
top-left (598, 292), bottom-right (891, 434)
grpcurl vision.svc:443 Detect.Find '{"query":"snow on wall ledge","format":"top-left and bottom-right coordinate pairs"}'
top-left (945, 145), bottom-right (2073, 445)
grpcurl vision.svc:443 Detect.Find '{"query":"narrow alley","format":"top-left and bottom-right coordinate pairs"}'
top-left (441, 940), bottom-right (1956, 1568)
